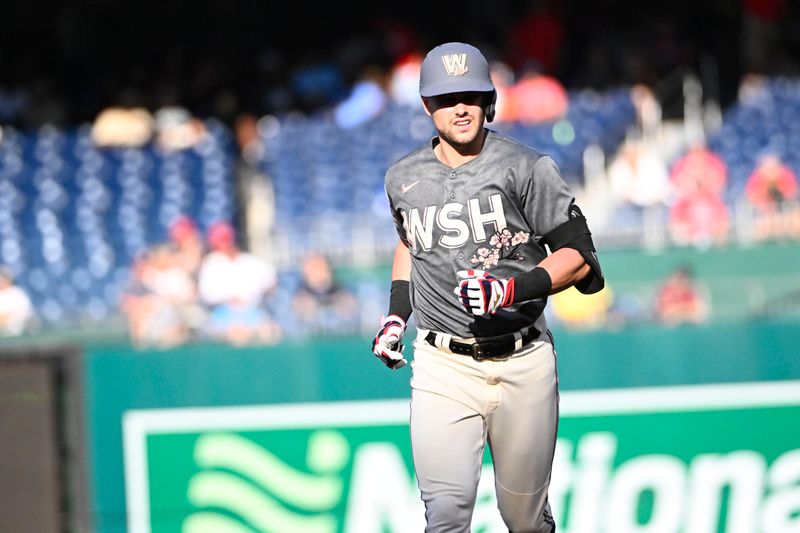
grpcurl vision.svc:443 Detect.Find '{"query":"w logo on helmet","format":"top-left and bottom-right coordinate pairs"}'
top-left (441, 54), bottom-right (469, 76)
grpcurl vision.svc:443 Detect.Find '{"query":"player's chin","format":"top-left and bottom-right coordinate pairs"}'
top-left (445, 127), bottom-right (481, 147)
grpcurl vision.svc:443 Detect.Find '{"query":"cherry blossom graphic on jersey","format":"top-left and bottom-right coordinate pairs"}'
top-left (469, 228), bottom-right (530, 269)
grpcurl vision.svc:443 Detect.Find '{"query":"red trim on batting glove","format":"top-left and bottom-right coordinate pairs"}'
top-left (502, 277), bottom-right (515, 307)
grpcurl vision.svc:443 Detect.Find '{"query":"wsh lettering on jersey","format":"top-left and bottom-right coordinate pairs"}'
top-left (401, 194), bottom-right (508, 251)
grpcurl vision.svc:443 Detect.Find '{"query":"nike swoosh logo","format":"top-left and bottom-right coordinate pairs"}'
top-left (401, 181), bottom-right (420, 193)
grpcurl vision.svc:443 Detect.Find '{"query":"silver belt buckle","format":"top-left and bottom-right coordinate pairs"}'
top-left (470, 343), bottom-right (486, 360)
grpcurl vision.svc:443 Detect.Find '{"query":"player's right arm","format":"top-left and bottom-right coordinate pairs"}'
top-left (391, 240), bottom-right (411, 281)
top-left (371, 240), bottom-right (412, 369)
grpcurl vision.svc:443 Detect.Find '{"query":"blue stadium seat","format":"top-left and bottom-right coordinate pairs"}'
top-left (0, 121), bottom-right (238, 328)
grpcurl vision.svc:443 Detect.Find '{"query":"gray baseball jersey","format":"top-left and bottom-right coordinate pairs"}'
top-left (385, 129), bottom-right (574, 338)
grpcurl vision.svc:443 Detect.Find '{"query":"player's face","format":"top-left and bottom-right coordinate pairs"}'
top-left (423, 92), bottom-right (486, 151)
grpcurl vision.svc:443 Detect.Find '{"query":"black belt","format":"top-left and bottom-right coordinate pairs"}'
top-left (424, 327), bottom-right (540, 360)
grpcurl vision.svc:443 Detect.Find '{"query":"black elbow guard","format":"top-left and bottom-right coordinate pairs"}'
top-left (541, 204), bottom-right (605, 294)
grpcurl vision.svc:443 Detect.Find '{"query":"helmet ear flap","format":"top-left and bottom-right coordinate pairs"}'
top-left (485, 90), bottom-right (497, 123)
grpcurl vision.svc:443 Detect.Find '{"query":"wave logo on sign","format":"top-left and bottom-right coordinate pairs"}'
top-left (182, 430), bottom-right (350, 533)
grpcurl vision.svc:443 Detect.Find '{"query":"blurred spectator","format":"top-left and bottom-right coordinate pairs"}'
top-left (198, 222), bottom-right (281, 346)
top-left (234, 115), bottom-right (276, 258)
top-left (0, 267), bottom-right (34, 336)
top-left (119, 252), bottom-right (155, 345)
top-left (120, 246), bottom-right (202, 348)
top-left (607, 139), bottom-right (671, 207)
top-left (334, 66), bottom-right (389, 129)
top-left (292, 253), bottom-right (358, 333)
top-left (168, 215), bottom-right (205, 278)
top-left (146, 244), bottom-right (198, 303)
top-left (737, 73), bottom-right (772, 107)
top-left (91, 107), bottom-right (154, 147)
top-left (510, 63), bottom-right (569, 124)
top-left (746, 153), bottom-right (798, 211)
top-left (668, 144), bottom-right (730, 247)
top-left (630, 84), bottom-right (662, 141)
top-left (154, 106), bottom-right (207, 152)
top-left (669, 179), bottom-right (730, 247)
top-left (669, 144), bottom-right (727, 197)
top-left (654, 265), bottom-right (710, 326)
top-left (120, 252), bottom-right (158, 346)
top-left (234, 113), bottom-right (264, 164)
top-left (389, 53), bottom-right (423, 107)
top-left (745, 153), bottom-right (800, 239)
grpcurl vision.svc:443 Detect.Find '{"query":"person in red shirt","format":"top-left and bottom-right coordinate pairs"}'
top-left (669, 179), bottom-right (730, 247)
top-left (670, 144), bottom-right (728, 197)
top-left (654, 265), bottom-right (709, 326)
top-left (746, 154), bottom-right (798, 212)
top-left (510, 64), bottom-right (569, 124)
top-left (745, 153), bottom-right (800, 239)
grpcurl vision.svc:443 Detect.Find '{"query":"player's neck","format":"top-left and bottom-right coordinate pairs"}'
top-left (434, 130), bottom-right (487, 168)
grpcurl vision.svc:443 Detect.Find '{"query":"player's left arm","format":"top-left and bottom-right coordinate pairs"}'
top-left (519, 156), bottom-right (603, 296)
top-left (537, 247), bottom-right (591, 294)
top-left (457, 156), bottom-right (604, 316)
top-left (536, 201), bottom-right (604, 292)
top-left (456, 205), bottom-right (604, 316)
top-left (507, 203), bottom-right (604, 305)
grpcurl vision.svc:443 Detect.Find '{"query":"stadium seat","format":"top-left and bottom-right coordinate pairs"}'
top-left (0, 122), bottom-right (238, 327)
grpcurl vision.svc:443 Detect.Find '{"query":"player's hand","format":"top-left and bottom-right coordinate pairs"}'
top-left (454, 269), bottom-right (515, 316)
top-left (371, 315), bottom-right (408, 369)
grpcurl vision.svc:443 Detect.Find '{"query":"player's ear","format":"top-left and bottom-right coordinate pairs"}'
top-left (421, 97), bottom-right (433, 117)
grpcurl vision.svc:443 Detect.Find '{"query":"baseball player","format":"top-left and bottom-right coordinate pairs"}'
top-left (371, 42), bottom-right (604, 532)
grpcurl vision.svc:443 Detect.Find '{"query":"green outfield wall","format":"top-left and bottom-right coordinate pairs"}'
top-left (85, 322), bottom-right (800, 533)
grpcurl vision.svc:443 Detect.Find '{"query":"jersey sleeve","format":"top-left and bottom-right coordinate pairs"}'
top-left (520, 156), bottom-right (574, 238)
top-left (385, 184), bottom-right (408, 243)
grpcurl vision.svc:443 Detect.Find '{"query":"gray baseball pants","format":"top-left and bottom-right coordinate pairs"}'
top-left (409, 330), bottom-right (558, 533)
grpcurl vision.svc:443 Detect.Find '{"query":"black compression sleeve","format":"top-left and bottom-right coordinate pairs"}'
top-left (388, 280), bottom-right (412, 322)
top-left (512, 267), bottom-right (552, 303)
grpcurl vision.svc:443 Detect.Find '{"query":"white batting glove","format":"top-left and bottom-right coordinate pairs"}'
top-left (454, 269), bottom-right (515, 316)
top-left (371, 315), bottom-right (408, 369)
